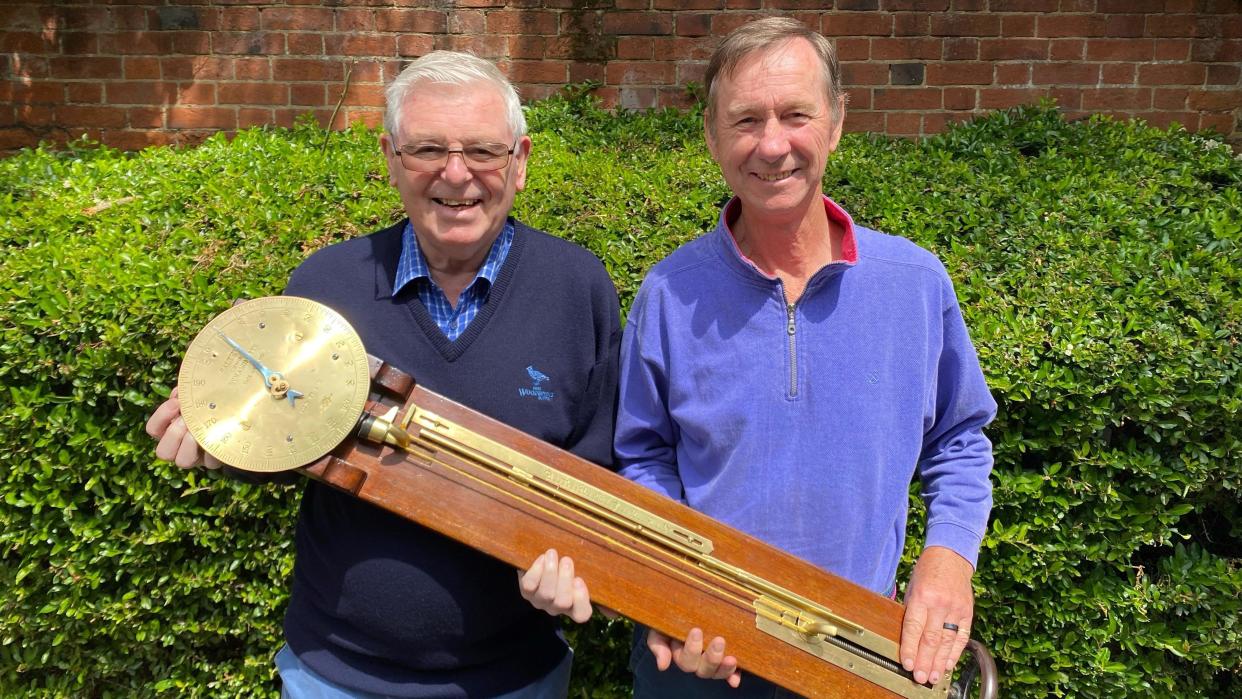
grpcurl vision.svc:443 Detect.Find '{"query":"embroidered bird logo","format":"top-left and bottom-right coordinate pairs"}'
top-left (526, 365), bottom-right (550, 388)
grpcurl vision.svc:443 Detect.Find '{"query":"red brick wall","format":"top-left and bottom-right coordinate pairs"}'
top-left (3, 1), bottom-right (1240, 152)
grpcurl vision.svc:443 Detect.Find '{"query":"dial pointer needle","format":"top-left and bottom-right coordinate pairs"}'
top-left (217, 330), bottom-right (276, 389)
top-left (217, 330), bottom-right (303, 407)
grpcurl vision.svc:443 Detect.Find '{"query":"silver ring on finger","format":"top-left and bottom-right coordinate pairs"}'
top-left (942, 622), bottom-right (960, 632)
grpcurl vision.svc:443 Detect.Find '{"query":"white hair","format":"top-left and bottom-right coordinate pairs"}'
top-left (384, 50), bottom-right (526, 140)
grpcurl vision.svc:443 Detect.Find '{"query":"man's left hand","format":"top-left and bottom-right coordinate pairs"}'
top-left (518, 548), bottom-right (593, 623)
top-left (899, 546), bottom-right (975, 686)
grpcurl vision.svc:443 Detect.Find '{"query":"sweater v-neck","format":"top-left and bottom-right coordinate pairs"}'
top-left (402, 223), bottom-right (527, 362)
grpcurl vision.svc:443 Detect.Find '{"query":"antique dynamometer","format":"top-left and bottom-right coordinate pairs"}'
top-left (177, 296), bottom-right (999, 699)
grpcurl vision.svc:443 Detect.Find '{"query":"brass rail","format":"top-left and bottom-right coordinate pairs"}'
top-left (359, 404), bottom-right (954, 698)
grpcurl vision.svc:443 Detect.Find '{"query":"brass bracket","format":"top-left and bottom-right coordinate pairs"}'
top-left (753, 597), bottom-right (951, 699)
top-left (358, 405), bottom-right (410, 449)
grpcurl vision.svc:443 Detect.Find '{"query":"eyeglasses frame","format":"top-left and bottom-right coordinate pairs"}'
top-left (390, 138), bottom-right (521, 173)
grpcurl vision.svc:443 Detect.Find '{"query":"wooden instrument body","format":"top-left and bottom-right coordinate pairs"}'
top-left (299, 358), bottom-right (931, 699)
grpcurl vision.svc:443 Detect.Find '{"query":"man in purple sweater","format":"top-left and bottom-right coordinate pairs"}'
top-left (147, 51), bottom-right (613, 698)
top-left (612, 18), bottom-right (997, 697)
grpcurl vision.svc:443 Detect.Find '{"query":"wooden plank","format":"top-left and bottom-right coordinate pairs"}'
top-left (292, 363), bottom-right (960, 699)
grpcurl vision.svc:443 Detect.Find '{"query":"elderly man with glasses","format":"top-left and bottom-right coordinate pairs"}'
top-left (146, 50), bottom-right (620, 698)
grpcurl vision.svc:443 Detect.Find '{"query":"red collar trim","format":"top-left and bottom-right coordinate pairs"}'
top-left (721, 198), bottom-right (772, 279)
top-left (824, 195), bottom-right (859, 264)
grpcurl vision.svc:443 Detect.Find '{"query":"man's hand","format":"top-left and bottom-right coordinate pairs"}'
top-left (145, 386), bottom-right (222, 470)
top-left (646, 627), bottom-right (742, 688)
top-left (518, 549), bottom-right (593, 623)
top-left (900, 546), bottom-right (975, 686)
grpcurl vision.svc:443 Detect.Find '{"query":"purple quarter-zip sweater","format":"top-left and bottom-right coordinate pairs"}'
top-left (615, 196), bottom-right (996, 594)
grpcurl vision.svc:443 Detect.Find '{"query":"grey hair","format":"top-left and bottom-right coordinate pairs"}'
top-left (384, 50), bottom-right (526, 140)
top-left (703, 17), bottom-right (846, 124)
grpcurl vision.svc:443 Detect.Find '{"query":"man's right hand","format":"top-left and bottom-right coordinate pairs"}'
top-left (646, 627), bottom-right (742, 688)
top-left (145, 386), bottom-right (222, 470)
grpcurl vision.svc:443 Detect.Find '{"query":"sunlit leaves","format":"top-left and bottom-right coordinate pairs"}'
top-left (0, 102), bottom-right (1238, 698)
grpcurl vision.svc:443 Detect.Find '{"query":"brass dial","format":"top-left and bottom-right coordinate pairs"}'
top-left (177, 296), bottom-right (371, 472)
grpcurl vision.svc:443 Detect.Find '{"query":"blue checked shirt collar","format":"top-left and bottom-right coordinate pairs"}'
top-left (393, 220), bottom-right (514, 341)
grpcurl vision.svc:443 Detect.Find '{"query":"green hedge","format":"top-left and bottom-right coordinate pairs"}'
top-left (1, 97), bottom-right (1238, 698)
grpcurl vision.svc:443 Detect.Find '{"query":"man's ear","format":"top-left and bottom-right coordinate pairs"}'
top-left (512, 134), bottom-right (533, 192)
top-left (704, 111), bottom-right (719, 162)
top-left (379, 132), bottom-right (398, 187)
top-left (826, 97), bottom-right (846, 154)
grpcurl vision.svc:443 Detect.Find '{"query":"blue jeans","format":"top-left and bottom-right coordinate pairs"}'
top-left (276, 645), bottom-right (573, 699)
top-left (628, 627), bottom-right (804, 699)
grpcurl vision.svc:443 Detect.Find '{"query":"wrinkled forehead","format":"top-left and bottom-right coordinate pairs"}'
top-left (729, 40), bottom-right (809, 78)
top-left (712, 41), bottom-right (829, 113)
top-left (396, 80), bottom-right (514, 143)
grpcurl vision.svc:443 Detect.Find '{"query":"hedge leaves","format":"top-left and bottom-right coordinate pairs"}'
top-left (1, 98), bottom-right (1238, 697)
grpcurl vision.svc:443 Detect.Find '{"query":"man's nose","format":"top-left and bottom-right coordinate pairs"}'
top-left (756, 118), bottom-right (792, 160)
top-left (440, 151), bottom-right (473, 183)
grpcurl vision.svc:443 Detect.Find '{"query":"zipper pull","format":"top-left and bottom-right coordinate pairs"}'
top-left (786, 304), bottom-right (796, 335)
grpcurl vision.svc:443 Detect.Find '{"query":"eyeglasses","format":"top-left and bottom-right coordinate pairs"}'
top-left (392, 140), bottom-right (518, 173)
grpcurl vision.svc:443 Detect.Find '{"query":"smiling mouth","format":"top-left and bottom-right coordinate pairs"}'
top-left (753, 170), bottom-right (796, 182)
top-left (434, 198), bottom-right (481, 209)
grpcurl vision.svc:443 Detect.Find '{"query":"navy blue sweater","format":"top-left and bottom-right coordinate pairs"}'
top-left (281, 219), bottom-right (621, 697)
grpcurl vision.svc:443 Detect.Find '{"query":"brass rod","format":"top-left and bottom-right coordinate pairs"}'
top-left (401, 407), bottom-right (896, 661)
